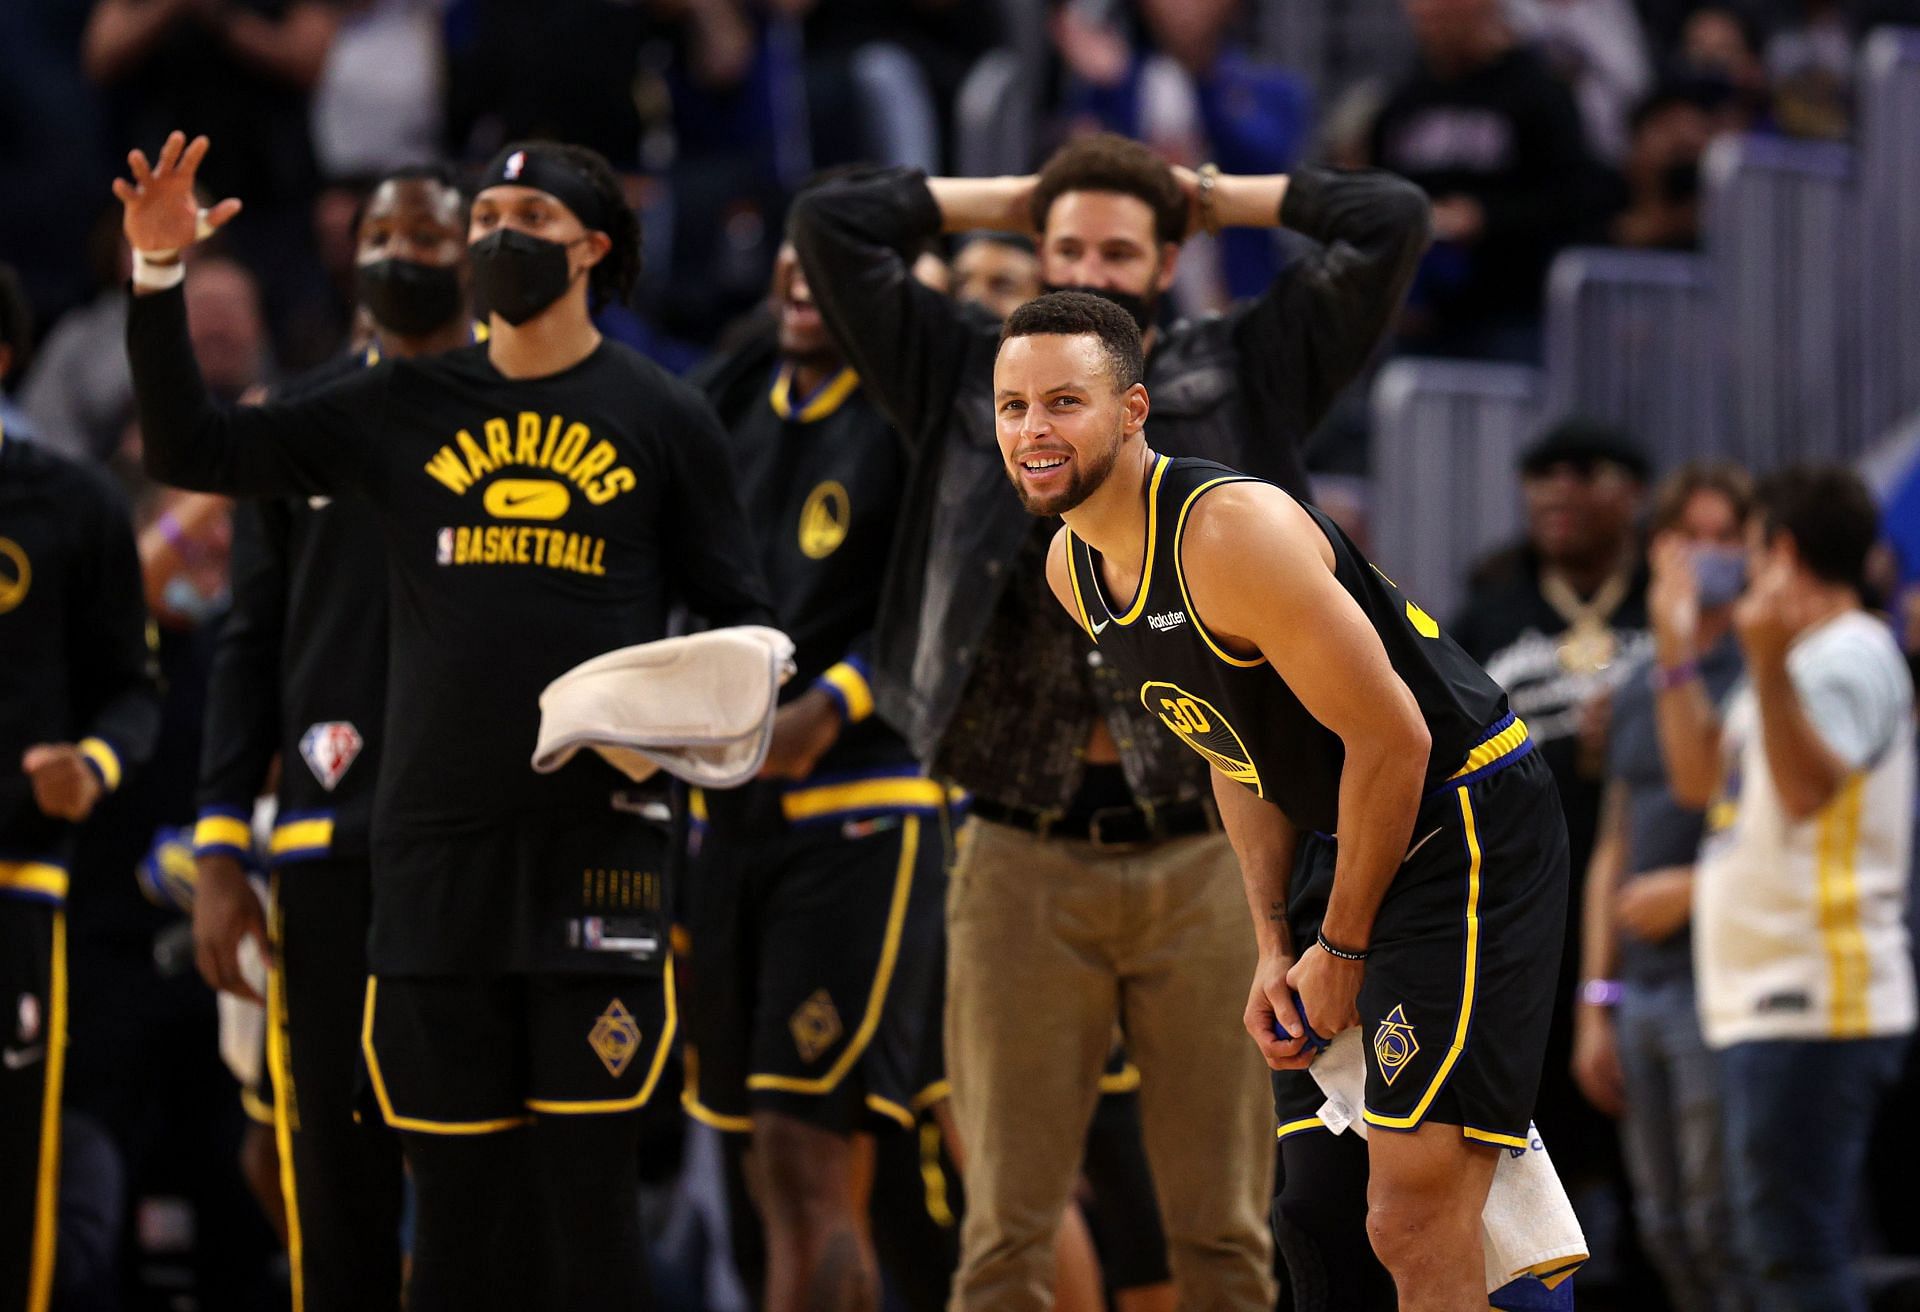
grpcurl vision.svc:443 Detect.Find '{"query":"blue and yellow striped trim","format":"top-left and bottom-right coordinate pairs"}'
top-left (194, 807), bottom-right (254, 861)
top-left (780, 768), bottom-right (948, 827)
top-left (771, 364), bottom-right (860, 423)
top-left (269, 812), bottom-right (335, 864)
top-left (1277, 1116), bottom-right (1329, 1141)
top-left (815, 657), bottom-right (875, 724)
top-left (1442, 713), bottom-right (1533, 792)
top-left (0, 860), bottom-right (69, 903)
top-left (78, 737), bottom-right (122, 792)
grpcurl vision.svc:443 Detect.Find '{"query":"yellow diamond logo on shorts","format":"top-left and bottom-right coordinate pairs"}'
top-left (1373, 1005), bottom-right (1419, 1086)
top-left (790, 989), bottom-right (843, 1063)
top-left (589, 999), bottom-right (640, 1079)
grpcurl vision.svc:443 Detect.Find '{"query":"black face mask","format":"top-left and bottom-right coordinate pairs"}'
top-left (1044, 283), bottom-right (1158, 334)
top-left (470, 229), bottom-right (576, 326)
top-left (356, 258), bottom-right (463, 338)
top-left (1659, 160), bottom-right (1702, 205)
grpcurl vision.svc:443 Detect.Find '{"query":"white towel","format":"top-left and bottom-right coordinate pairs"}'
top-left (532, 627), bottom-right (797, 789)
top-left (1308, 1028), bottom-right (1589, 1292)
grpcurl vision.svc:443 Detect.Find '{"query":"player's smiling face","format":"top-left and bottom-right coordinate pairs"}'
top-left (994, 332), bottom-right (1143, 517)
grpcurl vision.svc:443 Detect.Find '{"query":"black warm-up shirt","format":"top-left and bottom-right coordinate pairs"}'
top-left (128, 286), bottom-right (770, 971)
top-left (0, 429), bottom-right (161, 901)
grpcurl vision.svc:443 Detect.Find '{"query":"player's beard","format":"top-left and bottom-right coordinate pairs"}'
top-left (1009, 423), bottom-right (1125, 518)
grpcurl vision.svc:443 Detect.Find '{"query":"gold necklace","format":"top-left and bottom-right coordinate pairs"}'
top-left (1539, 566), bottom-right (1632, 676)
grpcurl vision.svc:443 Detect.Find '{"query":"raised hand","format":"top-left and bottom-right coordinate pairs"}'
top-left (110, 130), bottom-right (242, 256)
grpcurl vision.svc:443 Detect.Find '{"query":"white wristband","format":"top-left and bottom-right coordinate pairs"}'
top-left (132, 249), bottom-right (186, 291)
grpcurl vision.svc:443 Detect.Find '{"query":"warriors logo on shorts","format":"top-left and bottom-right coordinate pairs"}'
top-left (790, 989), bottom-right (843, 1063)
top-left (1373, 1005), bottom-right (1419, 1085)
top-left (589, 999), bottom-right (640, 1078)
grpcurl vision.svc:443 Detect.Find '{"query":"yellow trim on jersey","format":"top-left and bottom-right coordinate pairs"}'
top-left (1108, 456), bottom-right (1171, 626)
top-left (1098, 1062), bottom-right (1142, 1095)
top-left (270, 818), bottom-right (335, 859)
top-left (195, 814), bottom-right (254, 854)
top-left (1364, 786), bottom-right (1482, 1133)
top-left (780, 777), bottom-right (946, 824)
top-left (1172, 477), bottom-right (1267, 668)
top-left (78, 737), bottom-right (123, 792)
top-left (1817, 776), bottom-right (1870, 1038)
top-left (0, 862), bottom-right (69, 901)
top-left (265, 904), bottom-right (307, 1312)
top-left (525, 959), bottom-right (678, 1113)
top-left (1276, 1116), bottom-right (1327, 1140)
top-left (360, 978), bottom-right (534, 1135)
top-left (1448, 718), bottom-right (1532, 781)
top-left (911, 1079), bottom-right (952, 1112)
top-left (820, 660), bottom-right (875, 723)
top-left (689, 789), bottom-right (709, 824)
top-left (27, 911), bottom-right (67, 1312)
top-left (747, 816), bottom-right (919, 1096)
top-left (1063, 528), bottom-right (1096, 639)
top-left (1463, 1125), bottom-right (1531, 1149)
top-left (771, 364), bottom-right (861, 423)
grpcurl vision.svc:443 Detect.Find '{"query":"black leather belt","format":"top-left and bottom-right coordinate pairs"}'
top-left (966, 796), bottom-right (1221, 848)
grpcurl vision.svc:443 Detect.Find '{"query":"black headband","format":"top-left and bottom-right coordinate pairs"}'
top-left (477, 145), bottom-right (607, 233)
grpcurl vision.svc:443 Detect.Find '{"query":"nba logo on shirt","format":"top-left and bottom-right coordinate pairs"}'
top-left (437, 528), bottom-right (454, 565)
top-left (504, 150), bottom-right (526, 180)
top-left (300, 722), bottom-right (363, 792)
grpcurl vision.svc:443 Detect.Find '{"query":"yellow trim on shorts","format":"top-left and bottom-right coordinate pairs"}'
top-left (1276, 1116), bottom-right (1328, 1140)
top-left (194, 813), bottom-right (254, 855)
top-left (241, 1085), bottom-right (275, 1126)
top-left (866, 1093), bottom-right (915, 1130)
top-left (1097, 1061), bottom-right (1142, 1095)
top-left (0, 862), bottom-right (68, 901)
top-left (359, 978), bottom-right (534, 1135)
top-left (780, 776), bottom-right (946, 824)
top-left (1064, 528), bottom-right (1096, 639)
top-left (265, 902), bottom-right (307, 1312)
top-left (27, 911), bottom-right (67, 1312)
top-left (1363, 785), bottom-right (1482, 1133)
top-left (1173, 477), bottom-right (1267, 668)
top-left (679, 1043), bottom-right (754, 1132)
top-left (1447, 717), bottom-right (1531, 781)
top-left (746, 816), bottom-right (920, 1097)
top-left (1462, 1125), bottom-right (1530, 1149)
top-left (78, 737), bottom-right (123, 791)
top-left (526, 956), bottom-right (678, 1113)
top-left (919, 1120), bottom-right (956, 1227)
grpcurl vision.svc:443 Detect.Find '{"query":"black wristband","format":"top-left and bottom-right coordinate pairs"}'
top-left (1316, 929), bottom-right (1370, 962)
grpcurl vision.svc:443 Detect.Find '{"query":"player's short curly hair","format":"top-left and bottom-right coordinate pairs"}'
top-left (1000, 290), bottom-right (1144, 390)
top-left (1030, 133), bottom-right (1186, 247)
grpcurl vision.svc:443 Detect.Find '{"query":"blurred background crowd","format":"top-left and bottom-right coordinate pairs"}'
top-left (6, 0), bottom-right (1920, 1309)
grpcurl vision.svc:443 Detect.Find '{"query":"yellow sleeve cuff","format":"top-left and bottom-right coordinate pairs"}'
top-left (78, 737), bottom-right (122, 792)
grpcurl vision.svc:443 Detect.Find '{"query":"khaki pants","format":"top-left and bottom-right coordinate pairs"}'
top-left (945, 819), bottom-right (1276, 1311)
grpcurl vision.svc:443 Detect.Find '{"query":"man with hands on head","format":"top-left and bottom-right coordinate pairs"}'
top-left (189, 163), bottom-right (476, 1312)
top-left (1002, 291), bottom-right (1569, 1312)
top-left (117, 130), bottom-right (770, 1311)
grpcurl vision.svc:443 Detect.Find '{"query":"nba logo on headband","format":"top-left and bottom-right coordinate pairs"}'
top-left (504, 150), bottom-right (526, 180)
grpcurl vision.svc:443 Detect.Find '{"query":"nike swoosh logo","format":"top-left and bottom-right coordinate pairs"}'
top-left (500, 491), bottom-right (547, 508)
top-left (2, 1045), bottom-right (44, 1071)
top-left (307, 496), bottom-right (332, 510)
top-left (1090, 618), bottom-right (1109, 635)
top-left (1402, 826), bottom-right (1444, 864)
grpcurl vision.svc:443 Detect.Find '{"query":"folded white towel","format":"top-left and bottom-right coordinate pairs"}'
top-left (532, 627), bottom-right (797, 789)
top-left (1308, 1028), bottom-right (1588, 1293)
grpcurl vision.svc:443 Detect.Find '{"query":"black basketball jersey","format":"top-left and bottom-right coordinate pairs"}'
top-left (1063, 455), bottom-right (1510, 834)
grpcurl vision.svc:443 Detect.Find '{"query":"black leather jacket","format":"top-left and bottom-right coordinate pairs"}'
top-left (790, 166), bottom-right (1431, 764)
